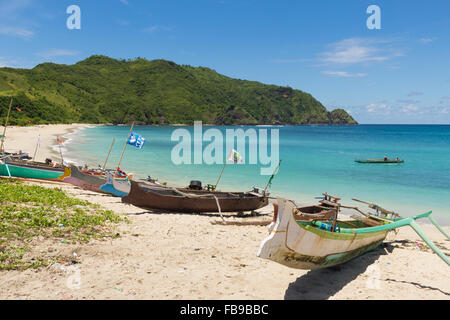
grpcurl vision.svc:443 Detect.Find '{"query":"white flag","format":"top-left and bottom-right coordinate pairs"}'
top-left (226, 149), bottom-right (243, 164)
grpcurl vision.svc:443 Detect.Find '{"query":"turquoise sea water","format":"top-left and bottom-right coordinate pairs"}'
top-left (64, 125), bottom-right (450, 225)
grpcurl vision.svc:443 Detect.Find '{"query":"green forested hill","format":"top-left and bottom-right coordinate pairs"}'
top-left (0, 55), bottom-right (357, 125)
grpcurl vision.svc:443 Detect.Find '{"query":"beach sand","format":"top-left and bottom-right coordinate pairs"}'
top-left (1, 124), bottom-right (91, 163)
top-left (0, 124), bottom-right (449, 300)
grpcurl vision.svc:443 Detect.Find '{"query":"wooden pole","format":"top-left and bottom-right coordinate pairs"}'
top-left (117, 121), bottom-right (135, 169)
top-left (263, 160), bottom-right (282, 193)
top-left (58, 138), bottom-right (64, 164)
top-left (0, 98), bottom-right (13, 153)
top-left (102, 138), bottom-right (115, 170)
top-left (32, 135), bottom-right (40, 161)
top-left (214, 162), bottom-right (227, 190)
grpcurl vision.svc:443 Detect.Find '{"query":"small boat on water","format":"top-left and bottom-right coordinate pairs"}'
top-left (122, 180), bottom-right (269, 213)
top-left (257, 197), bottom-right (449, 269)
top-left (355, 157), bottom-right (404, 164)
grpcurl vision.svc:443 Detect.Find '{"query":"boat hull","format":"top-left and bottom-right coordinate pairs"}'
top-left (65, 165), bottom-right (106, 192)
top-left (0, 161), bottom-right (65, 180)
top-left (100, 173), bottom-right (130, 197)
top-left (355, 159), bottom-right (404, 164)
top-left (257, 198), bottom-right (388, 269)
top-left (122, 181), bottom-right (268, 213)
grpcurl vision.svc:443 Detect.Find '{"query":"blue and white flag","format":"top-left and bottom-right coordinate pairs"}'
top-left (127, 132), bottom-right (146, 149)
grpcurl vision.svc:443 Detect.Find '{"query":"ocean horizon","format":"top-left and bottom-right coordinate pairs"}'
top-left (62, 124), bottom-right (450, 225)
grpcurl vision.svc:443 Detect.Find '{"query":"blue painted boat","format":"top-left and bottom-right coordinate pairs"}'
top-left (100, 172), bottom-right (130, 197)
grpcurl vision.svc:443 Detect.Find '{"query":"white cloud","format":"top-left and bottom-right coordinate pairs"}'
top-left (0, 26), bottom-right (33, 38)
top-left (0, 56), bottom-right (35, 68)
top-left (366, 103), bottom-right (390, 114)
top-left (397, 99), bottom-right (419, 104)
top-left (0, 0), bottom-right (33, 18)
top-left (440, 95), bottom-right (450, 103)
top-left (37, 49), bottom-right (80, 58)
top-left (320, 38), bottom-right (403, 65)
top-left (401, 104), bottom-right (419, 113)
top-left (0, 0), bottom-right (35, 38)
top-left (142, 25), bottom-right (172, 33)
top-left (119, 0), bottom-right (130, 5)
top-left (268, 58), bottom-right (311, 63)
top-left (322, 71), bottom-right (367, 78)
top-left (418, 37), bottom-right (436, 44)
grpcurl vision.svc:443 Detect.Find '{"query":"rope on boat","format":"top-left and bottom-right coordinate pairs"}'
top-left (213, 195), bottom-right (224, 222)
top-left (170, 187), bottom-right (225, 221)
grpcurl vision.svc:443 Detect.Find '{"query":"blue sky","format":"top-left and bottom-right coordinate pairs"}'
top-left (0, 0), bottom-right (449, 124)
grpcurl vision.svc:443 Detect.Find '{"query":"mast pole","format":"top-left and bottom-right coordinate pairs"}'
top-left (58, 137), bottom-right (64, 164)
top-left (32, 135), bottom-right (40, 160)
top-left (263, 160), bottom-right (282, 194)
top-left (102, 138), bottom-right (115, 170)
top-left (117, 121), bottom-right (135, 169)
top-left (0, 98), bottom-right (13, 153)
top-left (214, 162), bottom-right (227, 190)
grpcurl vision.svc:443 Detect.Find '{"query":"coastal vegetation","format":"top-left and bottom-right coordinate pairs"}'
top-left (0, 179), bottom-right (124, 270)
top-left (0, 55), bottom-right (356, 126)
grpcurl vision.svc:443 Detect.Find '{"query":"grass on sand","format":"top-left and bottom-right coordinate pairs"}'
top-left (0, 178), bottom-right (125, 270)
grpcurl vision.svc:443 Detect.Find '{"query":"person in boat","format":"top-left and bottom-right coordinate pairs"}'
top-left (384, 156), bottom-right (388, 161)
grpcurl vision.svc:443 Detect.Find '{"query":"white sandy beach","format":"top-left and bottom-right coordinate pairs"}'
top-left (0, 124), bottom-right (449, 300)
top-left (1, 124), bottom-right (92, 163)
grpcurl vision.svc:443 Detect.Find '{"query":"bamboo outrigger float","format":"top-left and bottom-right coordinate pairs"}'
top-left (257, 196), bottom-right (449, 269)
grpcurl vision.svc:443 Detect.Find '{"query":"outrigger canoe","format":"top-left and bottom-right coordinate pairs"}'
top-left (100, 172), bottom-right (131, 197)
top-left (122, 181), bottom-right (269, 213)
top-left (0, 158), bottom-right (65, 180)
top-left (257, 198), bottom-right (449, 269)
top-left (355, 158), bottom-right (404, 164)
top-left (64, 165), bottom-right (130, 194)
top-left (64, 165), bottom-right (108, 193)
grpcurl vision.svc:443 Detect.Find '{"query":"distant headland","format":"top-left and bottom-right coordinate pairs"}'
top-left (0, 55), bottom-right (357, 126)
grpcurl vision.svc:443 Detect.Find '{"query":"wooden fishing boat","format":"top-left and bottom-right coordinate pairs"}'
top-left (64, 164), bottom-right (108, 192)
top-left (0, 157), bottom-right (65, 180)
top-left (0, 151), bottom-right (31, 160)
top-left (122, 181), bottom-right (269, 213)
top-left (257, 198), bottom-right (449, 269)
top-left (65, 165), bottom-right (130, 193)
top-left (100, 172), bottom-right (130, 197)
top-left (293, 193), bottom-right (340, 221)
top-left (355, 158), bottom-right (404, 164)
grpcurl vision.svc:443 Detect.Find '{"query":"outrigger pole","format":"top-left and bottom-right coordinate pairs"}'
top-left (312, 211), bottom-right (449, 266)
top-left (0, 98), bottom-right (13, 153)
top-left (117, 121), bottom-right (135, 169)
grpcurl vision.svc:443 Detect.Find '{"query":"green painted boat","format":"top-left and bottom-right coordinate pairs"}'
top-left (257, 198), bottom-right (449, 269)
top-left (355, 158), bottom-right (404, 164)
top-left (0, 159), bottom-right (65, 180)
